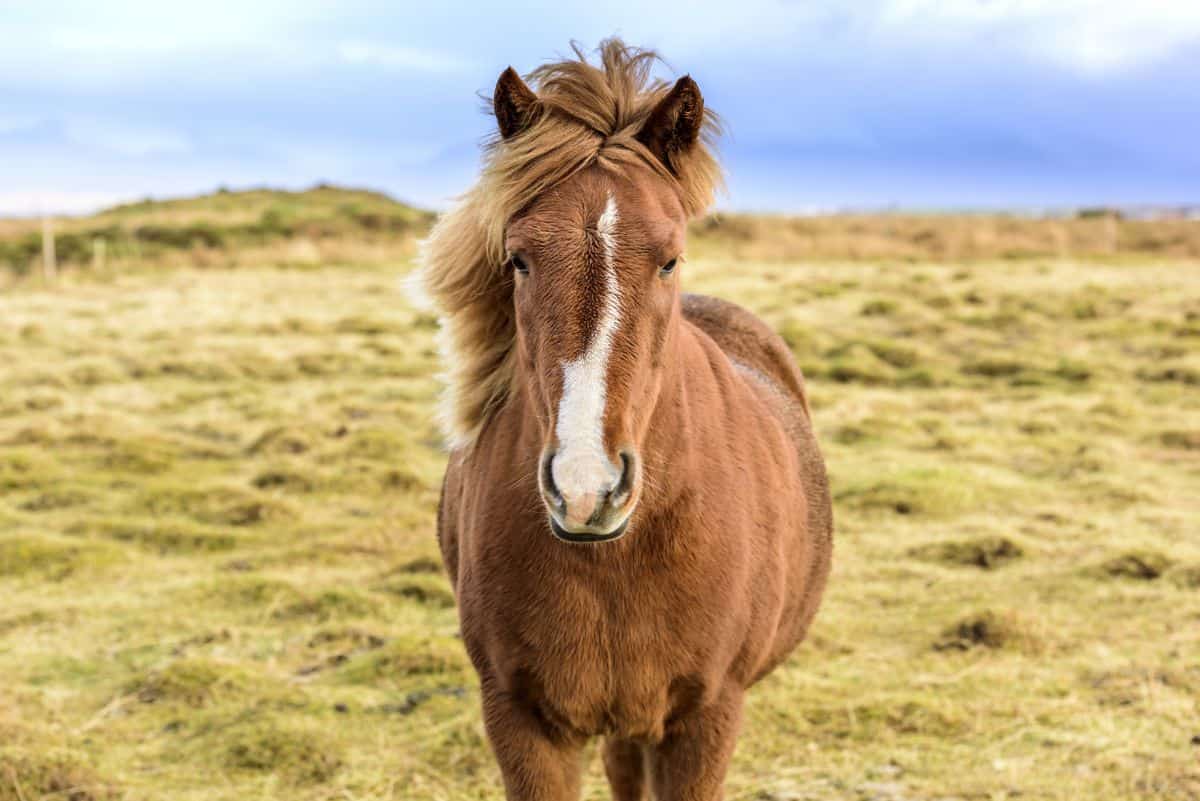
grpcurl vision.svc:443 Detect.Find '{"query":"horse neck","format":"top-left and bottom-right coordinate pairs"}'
top-left (638, 315), bottom-right (702, 508)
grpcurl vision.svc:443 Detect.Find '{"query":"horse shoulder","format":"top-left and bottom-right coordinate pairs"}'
top-left (681, 293), bottom-right (811, 419)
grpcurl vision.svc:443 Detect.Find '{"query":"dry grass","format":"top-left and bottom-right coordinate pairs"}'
top-left (0, 193), bottom-right (1198, 800)
top-left (690, 212), bottom-right (1200, 261)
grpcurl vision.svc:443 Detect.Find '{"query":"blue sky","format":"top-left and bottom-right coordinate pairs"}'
top-left (2, 1), bottom-right (1199, 215)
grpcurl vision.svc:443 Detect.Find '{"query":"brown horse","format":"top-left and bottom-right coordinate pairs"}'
top-left (419, 40), bottom-right (832, 801)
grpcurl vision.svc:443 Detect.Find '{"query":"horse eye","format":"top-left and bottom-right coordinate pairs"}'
top-left (509, 254), bottom-right (529, 275)
top-left (659, 258), bottom-right (678, 276)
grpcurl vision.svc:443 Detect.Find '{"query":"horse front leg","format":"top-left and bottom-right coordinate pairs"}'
top-left (480, 685), bottom-right (585, 801)
top-left (648, 684), bottom-right (744, 801)
top-left (604, 736), bottom-right (649, 801)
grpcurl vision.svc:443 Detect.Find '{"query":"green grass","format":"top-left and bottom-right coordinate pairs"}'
top-left (0, 235), bottom-right (1198, 799)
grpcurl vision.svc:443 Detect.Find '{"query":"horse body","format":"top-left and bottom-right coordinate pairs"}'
top-left (423, 40), bottom-right (831, 801)
top-left (439, 292), bottom-right (830, 797)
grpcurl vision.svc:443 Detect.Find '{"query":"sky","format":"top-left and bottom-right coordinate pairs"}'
top-left (1, 0), bottom-right (1199, 215)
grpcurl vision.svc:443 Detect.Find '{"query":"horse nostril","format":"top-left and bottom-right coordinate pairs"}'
top-left (540, 452), bottom-right (564, 511)
top-left (610, 451), bottom-right (637, 507)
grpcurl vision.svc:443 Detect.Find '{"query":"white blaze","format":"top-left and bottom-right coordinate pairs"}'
top-left (552, 193), bottom-right (622, 504)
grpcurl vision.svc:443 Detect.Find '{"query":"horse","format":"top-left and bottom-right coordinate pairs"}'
top-left (418, 40), bottom-right (833, 801)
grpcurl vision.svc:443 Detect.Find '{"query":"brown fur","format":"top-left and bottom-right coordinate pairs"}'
top-left (430, 40), bottom-right (832, 801)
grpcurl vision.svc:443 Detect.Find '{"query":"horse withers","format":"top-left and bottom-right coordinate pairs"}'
top-left (420, 40), bottom-right (832, 801)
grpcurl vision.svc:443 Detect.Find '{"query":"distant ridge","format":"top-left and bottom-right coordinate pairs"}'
top-left (0, 184), bottom-right (435, 275)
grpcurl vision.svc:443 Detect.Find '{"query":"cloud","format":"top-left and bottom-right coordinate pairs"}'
top-left (63, 117), bottom-right (192, 157)
top-left (871, 0), bottom-right (1200, 75)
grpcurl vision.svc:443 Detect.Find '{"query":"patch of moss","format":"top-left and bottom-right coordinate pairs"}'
top-left (835, 467), bottom-right (982, 517)
top-left (1159, 430), bottom-right (1200, 450)
top-left (201, 575), bottom-right (306, 613)
top-left (95, 435), bottom-right (179, 474)
top-left (0, 747), bottom-right (118, 801)
top-left (961, 358), bottom-right (1024, 378)
top-left (865, 340), bottom-right (920, 369)
top-left (251, 468), bottom-right (315, 494)
top-left (934, 610), bottom-right (1039, 652)
top-left (67, 359), bottom-right (127, 387)
top-left (295, 351), bottom-right (356, 377)
top-left (1168, 565), bottom-right (1200, 589)
top-left (131, 484), bottom-right (294, 527)
top-left (822, 343), bottom-right (896, 385)
top-left (0, 449), bottom-right (62, 490)
top-left (1096, 550), bottom-right (1173, 581)
top-left (335, 635), bottom-right (470, 686)
top-left (394, 556), bottom-right (443, 575)
top-left (378, 574), bottom-right (456, 609)
top-left (223, 719), bottom-right (343, 784)
top-left (151, 358), bottom-right (241, 382)
top-left (273, 588), bottom-right (381, 622)
top-left (860, 299), bottom-right (897, 316)
top-left (246, 425), bottom-right (319, 456)
top-left (1137, 364), bottom-right (1200, 385)
top-left (802, 699), bottom-right (966, 739)
top-left (334, 315), bottom-right (396, 335)
top-left (73, 517), bottom-right (239, 554)
top-left (0, 536), bottom-right (121, 580)
top-left (342, 428), bottom-right (411, 460)
top-left (18, 487), bottom-right (96, 512)
top-left (128, 659), bottom-right (247, 706)
top-left (910, 537), bottom-right (1023, 569)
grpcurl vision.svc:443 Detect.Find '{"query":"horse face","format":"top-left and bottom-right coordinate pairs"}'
top-left (505, 166), bottom-right (686, 542)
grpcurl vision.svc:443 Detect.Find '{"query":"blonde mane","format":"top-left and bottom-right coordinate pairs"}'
top-left (418, 38), bottom-right (723, 447)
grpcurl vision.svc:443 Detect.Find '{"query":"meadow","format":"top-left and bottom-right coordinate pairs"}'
top-left (0, 189), bottom-right (1198, 800)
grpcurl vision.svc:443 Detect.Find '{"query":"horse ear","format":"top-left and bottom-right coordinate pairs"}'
top-left (494, 67), bottom-right (538, 139)
top-left (636, 75), bottom-right (704, 171)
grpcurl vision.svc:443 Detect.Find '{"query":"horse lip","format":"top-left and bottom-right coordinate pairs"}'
top-left (549, 517), bottom-right (629, 544)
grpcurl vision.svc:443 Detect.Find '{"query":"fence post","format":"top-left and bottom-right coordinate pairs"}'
top-left (41, 216), bottom-right (57, 280)
top-left (93, 237), bottom-right (107, 271)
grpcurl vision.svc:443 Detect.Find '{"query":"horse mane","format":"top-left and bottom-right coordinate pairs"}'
top-left (417, 38), bottom-right (723, 448)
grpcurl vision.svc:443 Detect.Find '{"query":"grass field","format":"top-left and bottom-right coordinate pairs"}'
top-left (1, 191), bottom-right (1199, 800)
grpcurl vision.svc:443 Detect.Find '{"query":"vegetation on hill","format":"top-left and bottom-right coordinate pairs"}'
top-left (0, 186), bottom-right (435, 275)
top-left (2, 186), bottom-right (1198, 278)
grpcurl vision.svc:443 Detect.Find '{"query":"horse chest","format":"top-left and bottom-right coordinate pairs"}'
top-left (467, 563), bottom-right (722, 740)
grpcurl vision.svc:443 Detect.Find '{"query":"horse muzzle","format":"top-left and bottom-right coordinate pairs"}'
top-left (539, 448), bottom-right (639, 543)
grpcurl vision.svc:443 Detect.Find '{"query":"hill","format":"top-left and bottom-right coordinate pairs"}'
top-left (2, 186), bottom-right (1200, 278)
top-left (0, 186), bottom-right (435, 275)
